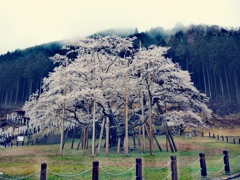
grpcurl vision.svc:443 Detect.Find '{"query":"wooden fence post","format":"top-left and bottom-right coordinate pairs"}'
top-left (239, 139), bottom-right (240, 144)
top-left (40, 162), bottom-right (47, 180)
top-left (199, 153), bottom-right (207, 178)
top-left (92, 161), bottom-right (99, 180)
top-left (171, 156), bottom-right (178, 180)
top-left (136, 158), bottom-right (142, 180)
top-left (223, 150), bottom-right (230, 175)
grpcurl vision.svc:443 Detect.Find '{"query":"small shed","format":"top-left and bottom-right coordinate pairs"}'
top-left (13, 108), bottom-right (25, 119)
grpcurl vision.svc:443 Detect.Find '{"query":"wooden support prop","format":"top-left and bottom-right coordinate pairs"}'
top-left (105, 117), bottom-right (109, 157)
top-left (138, 124), bottom-right (141, 152)
top-left (40, 162), bottom-right (47, 180)
top-left (223, 150), bottom-right (230, 175)
top-left (146, 121), bottom-right (162, 152)
top-left (144, 124), bottom-right (151, 142)
top-left (166, 135), bottom-right (169, 152)
top-left (77, 129), bottom-right (83, 150)
top-left (117, 137), bottom-right (121, 154)
top-left (132, 131), bottom-right (136, 148)
top-left (92, 161), bottom-right (99, 180)
top-left (152, 131), bottom-right (162, 151)
top-left (171, 156), bottom-right (178, 180)
top-left (163, 121), bottom-right (174, 152)
top-left (97, 118), bottom-right (105, 156)
top-left (164, 121), bottom-right (177, 152)
top-left (82, 127), bottom-right (86, 155)
top-left (199, 153), bottom-right (207, 178)
top-left (135, 130), bottom-right (141, 150)
top-left (71, 124), bottom-right (76, 149)
top-left (62, 127), bottom-right (70, 150)
top-left (136, 158), bottom-right (142, 180)
top-left (85, 127), bottom-right (89, 149)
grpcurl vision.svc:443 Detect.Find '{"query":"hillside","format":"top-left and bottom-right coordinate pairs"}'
top-left (0, 24), bottom-right (240, 116)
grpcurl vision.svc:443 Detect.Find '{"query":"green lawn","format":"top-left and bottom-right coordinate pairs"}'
top-left (0, 135), bottom-right (240, 180)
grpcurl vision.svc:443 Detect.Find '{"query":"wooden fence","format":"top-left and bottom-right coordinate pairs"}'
top-left (1, 150), bottom-right (239, 180)
top-left (33, 150), bottom-right (240, 180)
top-left (203, 132), bottom-right (240, 145)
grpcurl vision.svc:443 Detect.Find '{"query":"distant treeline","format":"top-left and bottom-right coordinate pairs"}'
top-left (0, 24), bottom-right (240, 114)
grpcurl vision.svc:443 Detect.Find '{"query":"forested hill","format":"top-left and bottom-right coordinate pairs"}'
top-left (1, 24), bottom-right (240, 115)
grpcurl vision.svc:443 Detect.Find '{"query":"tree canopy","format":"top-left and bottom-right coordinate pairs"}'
top-left (24, 36), bottom-right (212, 145)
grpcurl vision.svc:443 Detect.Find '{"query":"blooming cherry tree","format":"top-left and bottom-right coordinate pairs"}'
top-left (24, 36), bottom-right (212, 155)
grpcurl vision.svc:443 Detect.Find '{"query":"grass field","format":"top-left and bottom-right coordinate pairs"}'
top-left (0, 128), bottom-right (240, 180)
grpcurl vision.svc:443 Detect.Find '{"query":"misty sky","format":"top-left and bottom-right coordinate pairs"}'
top-left (0, 0), bottom-right (239, 55)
